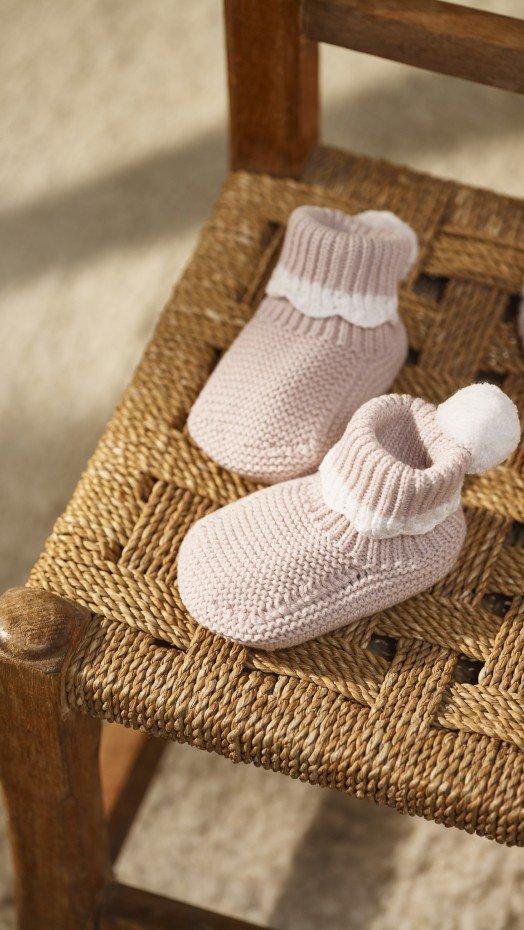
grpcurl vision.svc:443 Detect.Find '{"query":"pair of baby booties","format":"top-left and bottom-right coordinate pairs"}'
top-left (178, 206), bottom-right (521, 651)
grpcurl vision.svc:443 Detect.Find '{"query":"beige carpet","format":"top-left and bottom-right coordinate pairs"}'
top-left (1, 2), bottom-right (524, 927)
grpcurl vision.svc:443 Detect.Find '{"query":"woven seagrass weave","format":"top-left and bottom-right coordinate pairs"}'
top-left (30, 147), bottom-right (524, 845)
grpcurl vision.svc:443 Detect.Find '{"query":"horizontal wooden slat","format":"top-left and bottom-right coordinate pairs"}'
top-left (100, 882), bottom-right (264, 930)
top-left (302, 0), bottom-right (524, 93)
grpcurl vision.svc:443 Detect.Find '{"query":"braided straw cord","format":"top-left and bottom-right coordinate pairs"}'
top-left (29, 147), bottom-right (524, 845)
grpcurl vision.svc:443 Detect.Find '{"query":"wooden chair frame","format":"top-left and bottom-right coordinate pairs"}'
top-left (1, 2), bottom-right (523, 928)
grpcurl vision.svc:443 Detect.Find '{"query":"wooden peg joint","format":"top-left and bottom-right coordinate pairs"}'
top-left (0, 586), bottom-right (91, 675)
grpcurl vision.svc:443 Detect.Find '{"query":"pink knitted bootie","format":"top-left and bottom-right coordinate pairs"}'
top-left (187, 206), bottom-right (417, 484)
top-left (178, 384), bottom-right (520, 651)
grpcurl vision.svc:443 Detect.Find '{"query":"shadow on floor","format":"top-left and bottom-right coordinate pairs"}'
top-left (0, 125), bottom-right (227, 291)
top-left (1, 67), bottom-right (522, 291)
top-left (323, 65), bottom-right (523, 167)
top-left (268, 792), bottom-right (412, 930)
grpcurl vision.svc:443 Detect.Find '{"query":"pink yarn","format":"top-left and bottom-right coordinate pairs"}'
top-left (187, 206), bottom-right (415, 484)
top-left (178, 393), bottom-right (470, 651)
top-left (266, 205), bottom-right (418, 324)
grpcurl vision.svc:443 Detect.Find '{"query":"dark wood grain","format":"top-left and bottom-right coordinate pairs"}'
top-left (101, 724), bottom-right (168, 862)
top-left (100, 882), bottom-right (266, 930)
top-left (0, 587), bottom-right (109, 930)
top-left (302, 0), bottom-right (524, 93)
top-left (0, 585), bottom-right (91, 673)
top-left (225, 0), bottom-right (319, 177)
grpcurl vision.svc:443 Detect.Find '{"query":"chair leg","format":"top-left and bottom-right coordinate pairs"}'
top-left (0, 587), bottom-right (110, 930)
top-left (225, 0), bottom-right (319, 177)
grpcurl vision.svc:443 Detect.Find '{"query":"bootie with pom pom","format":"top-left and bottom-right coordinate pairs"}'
top-left (187, 205), bottom-right (417, 484)
top-left (178, 384), bottom-right (520, 651)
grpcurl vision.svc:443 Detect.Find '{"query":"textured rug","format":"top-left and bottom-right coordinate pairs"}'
top-left (1, 1), bottom-right (523, 927)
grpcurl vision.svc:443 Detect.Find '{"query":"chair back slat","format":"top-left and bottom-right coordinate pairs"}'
top-left (225, 0), bottom-right (524, 178)
top-left (303, 0), bottom-right (524, 94)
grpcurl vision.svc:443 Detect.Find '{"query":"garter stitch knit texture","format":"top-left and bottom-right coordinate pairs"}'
top-left (187, 206), bottom-right (415, 484)
top-left (178, 388), bottom-right (520, 651)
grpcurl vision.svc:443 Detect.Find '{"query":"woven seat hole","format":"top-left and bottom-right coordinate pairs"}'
top-left (150, 637), bottom-right (179, 651)
top-left (208, 347), bottom-right (223, 374)
top-left (367, 634), bottom-right (398, 662)
top-left (505, 521), bottom-right (524, 547)
top-left (452, 654), bottom-right (484, 685)
top-left (503, 293), bottom-right (520, 323)
top-left (105, 542), bottom-right (124, 562)
top-left (412, 273), bottom-right (448, 303)
top-left (475, 369), bottom-right (505, 388)
top-left (406, 346), bottom-right (421, 366)
top-left (263, 220), bottom-right (283, 249)
top-left (170, 411), bottom-right (189, 430)
top-left (481, 593), bottom-right (512, 618)
top-left (137, 473), bottom-right (157, 504)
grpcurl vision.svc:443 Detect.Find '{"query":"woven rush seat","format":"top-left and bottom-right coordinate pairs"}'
top-left (30, 146), bottom-right (524, 846)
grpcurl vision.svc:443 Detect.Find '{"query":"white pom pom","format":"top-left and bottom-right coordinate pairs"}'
top-left (436, 384), bottom-right (521, 475)
top-left (358, 210), bottom-right (419, 275)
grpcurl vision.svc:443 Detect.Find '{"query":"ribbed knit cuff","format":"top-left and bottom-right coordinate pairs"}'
top-left (266, 207), bottom-right (418, 328)
top-left (257, 297), bottom-right (405, 353)
top-left (319, 395), bottom-right (471, 539)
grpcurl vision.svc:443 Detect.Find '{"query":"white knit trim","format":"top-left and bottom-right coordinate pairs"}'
top-left (266, 266), bottom-right (399, 328)
top-left (319, 452), bottom-right (462, 539)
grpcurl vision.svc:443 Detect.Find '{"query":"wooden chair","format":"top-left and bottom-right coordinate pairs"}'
top-left (1, 2), bottom-right (523, 928)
